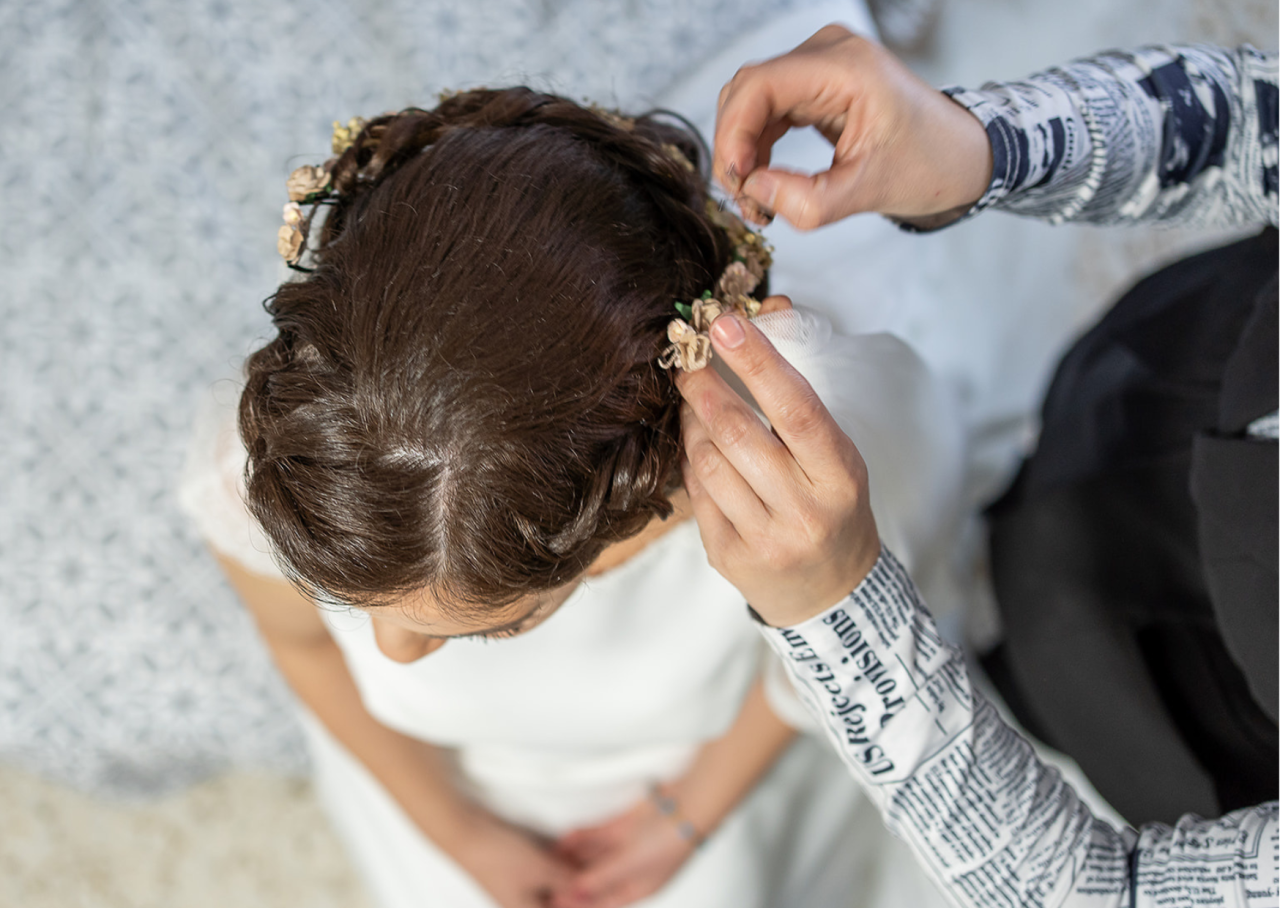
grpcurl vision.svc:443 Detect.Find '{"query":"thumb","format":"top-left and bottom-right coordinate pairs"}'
top-left (741, 163), bottom-right (868, 231)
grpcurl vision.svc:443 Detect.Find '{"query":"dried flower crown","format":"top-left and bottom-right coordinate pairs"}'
top-left (276, 116), bottom-right (370, 269)
top-left (276, 107), bottom-right (772, 363)
top-left (658, 200), bottom-right (772, 372)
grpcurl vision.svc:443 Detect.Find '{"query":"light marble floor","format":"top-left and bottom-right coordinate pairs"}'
top-left (0, 765), bottom-right (372, 908)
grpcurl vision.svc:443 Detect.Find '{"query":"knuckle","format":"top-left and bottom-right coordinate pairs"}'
top-left (790, 195), bottom-right (825, 231)
top-left (815, 23), bottom-right (853, 42)
top-left (721, 65), bottom-right (752, 105)
top-left (731, 61), bottom-right (760, 84)
top-left (705, 403), bottom-right (756, 452)
top-left (685, 436), bottom-right (721, 477)
top-left (838, 445), bottom-right (870, 497)
top-left (734, 332), bottom-right (785, 385)
top-left (837, 474), bottom-right (870, 521)
top-left (775, 387), bottom-right (829, 438)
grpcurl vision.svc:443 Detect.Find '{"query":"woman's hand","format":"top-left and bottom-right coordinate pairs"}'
top-left (714, 24), bottom-right (992, 229)
top-left (676, 308), bottom-right (881, 627)
top-left (551, 675), bottom-right (795, 908)
top-left (451, 809), bottom-right (577, 908)
top-left (551, 795), bottom-right (697, 908)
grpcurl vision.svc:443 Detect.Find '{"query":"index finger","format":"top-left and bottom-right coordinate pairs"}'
top-left (677, 352), bottom-right (799, 512)
top-left (712, 24), bottom-right (855, 191)
top-left (684, 313), bottom-right (855, 486)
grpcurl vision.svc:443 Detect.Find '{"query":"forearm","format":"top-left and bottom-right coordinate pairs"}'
top-left (668, 677), bottom-right (796, 839)
top-left (759, 546), bottom-right (1278, 908)
top-left (944, 45), bottom-right (1278, 229)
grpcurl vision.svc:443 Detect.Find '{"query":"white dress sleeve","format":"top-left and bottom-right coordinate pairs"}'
top-left (177, 382), bottom-right (286, 580)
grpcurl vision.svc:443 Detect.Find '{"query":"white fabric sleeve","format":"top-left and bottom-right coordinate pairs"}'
top-left (177, 381), bottom-right (286, 579)
top-left (758, 546), bottom-right (1280, 908)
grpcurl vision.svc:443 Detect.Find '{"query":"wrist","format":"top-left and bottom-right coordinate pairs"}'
top-left (750, 539), bottom-right (882, 629)
top-left (944, 96), bottom-right (995, 213)
top-left (649, 783), bottom-right (707, 849)
top-left (889, 90), bottom-right (993, 226)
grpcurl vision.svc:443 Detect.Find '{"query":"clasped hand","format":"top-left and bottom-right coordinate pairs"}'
top-left (551, 794), bottom-right (699, 908)
top-left (455, 795), bottom-right (696, 908)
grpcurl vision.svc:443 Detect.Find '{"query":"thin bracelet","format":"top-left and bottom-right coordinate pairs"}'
top-left (649, 784), bottom-right (706, 848)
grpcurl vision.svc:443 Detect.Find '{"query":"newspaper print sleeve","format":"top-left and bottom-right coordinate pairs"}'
top-left (759, 547), bottom-right (1280, 908)
top-left (939, 45), bottom-right (1278, 228)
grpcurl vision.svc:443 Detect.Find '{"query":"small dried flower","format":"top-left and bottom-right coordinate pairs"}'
top-left (657, 202), bottom-right (772, 371)
top-left (658, 318), bottom-right (713, 372)
top-left (277, 224), bottom-right (304, 262)
top-left (286, 165), bottom-right (331, 202)
top-left (705, 199), bottom-right (752, 246)
top-left (737, 234), bottom-right (773, 282)
top-left (662, 143), bottom-right (696, 173)
top-left (667, 318), bottom-right (695, 345)
top-left (590, 105), bottom-right (636, 131)
top-left (331, 116), bottom-right (367, 155)
top-left (716, 261), bottom-right (758, 301)
top-left (282, 202), bottom-right (305, 227)
top-left (691, 296), bottom-right (724, 333)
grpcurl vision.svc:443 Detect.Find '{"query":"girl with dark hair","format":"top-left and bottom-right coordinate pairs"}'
top-left (181, 88), bottom-right (964, 908)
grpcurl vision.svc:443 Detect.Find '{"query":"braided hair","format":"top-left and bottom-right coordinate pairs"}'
top-left (241, 87), bottom-right (753, 611)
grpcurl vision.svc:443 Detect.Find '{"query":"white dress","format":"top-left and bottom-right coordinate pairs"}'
top-left (181, 305), bottom-right (965, 908)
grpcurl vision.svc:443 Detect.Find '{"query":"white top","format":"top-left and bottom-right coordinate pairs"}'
top-left (180, 308), bottom-right (967, 906)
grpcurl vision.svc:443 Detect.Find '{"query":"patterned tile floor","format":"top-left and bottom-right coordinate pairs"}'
top-left (1, 2), bottom-right (1272, 907)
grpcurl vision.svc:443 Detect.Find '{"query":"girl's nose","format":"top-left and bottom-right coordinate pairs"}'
top-left (370, 618), bottom-right (448, 663)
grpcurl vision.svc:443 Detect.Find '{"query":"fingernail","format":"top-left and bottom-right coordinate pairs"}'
top-left (743, 171), bottom-right (777, 209)
top-left (722, 161), bottom-right (742, 194)
top-left (737, 194), bottom-right (774, 226)
top-left (712, 313), bottom-right (745, 349)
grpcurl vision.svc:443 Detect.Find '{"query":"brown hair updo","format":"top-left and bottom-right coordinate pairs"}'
top-left (241, 87), bottom-right (752, 611)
